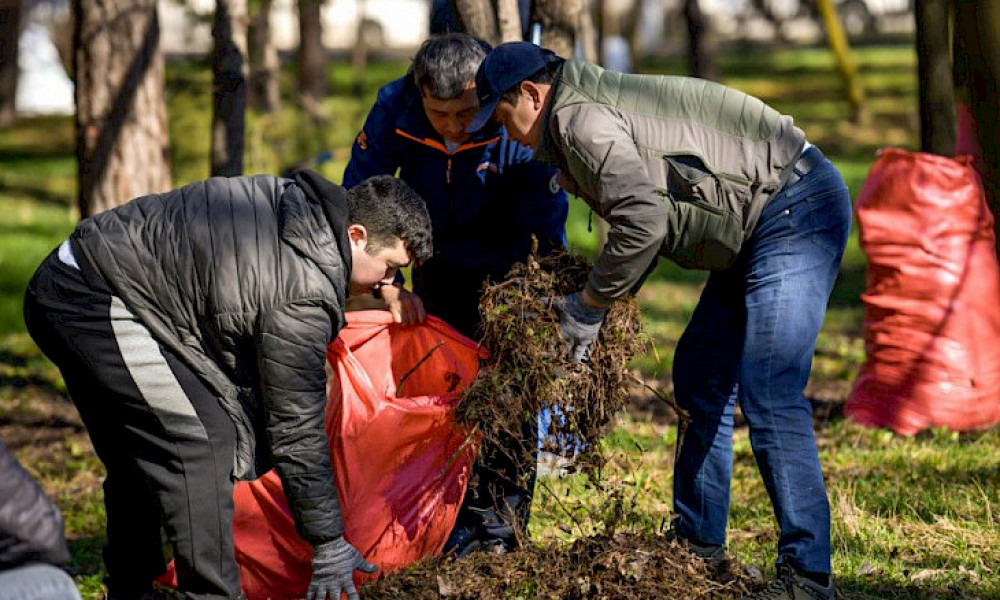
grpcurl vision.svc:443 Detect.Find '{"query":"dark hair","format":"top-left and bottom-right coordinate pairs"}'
top-left (499, 60), bottom-right (562, 106)
top-left (412, 33), bottom-right (491, 99)
top-left (346, 175), bottom-right (433, 264)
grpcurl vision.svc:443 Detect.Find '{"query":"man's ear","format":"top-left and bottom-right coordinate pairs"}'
top-left (347, 224), bottom-right (368, 250)
top-left (522, 81), bottom-right (543, 109)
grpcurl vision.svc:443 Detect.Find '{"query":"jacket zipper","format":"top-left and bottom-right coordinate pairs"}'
top-left (447, 157), bottom-right (454, 218)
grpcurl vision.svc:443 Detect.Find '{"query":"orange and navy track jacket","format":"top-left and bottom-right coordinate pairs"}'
top-left (343, 75), bottom-right (568, 282)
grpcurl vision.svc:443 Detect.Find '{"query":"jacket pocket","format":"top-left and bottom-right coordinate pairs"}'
top-left (663, 154), bottom-right (746, 214)
top-left (661, 155), bottom-right (745, 269)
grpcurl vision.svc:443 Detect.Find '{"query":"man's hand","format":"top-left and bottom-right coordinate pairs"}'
top-left (378, 284), bottom-right (426, 325)
top-left (307, 537), bottom-right (378, 600)
top-left (550, 292), bottom-right (608, 363)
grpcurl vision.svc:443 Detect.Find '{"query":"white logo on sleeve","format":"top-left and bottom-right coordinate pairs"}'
top-left (549, 173), bottom-right (561, 195)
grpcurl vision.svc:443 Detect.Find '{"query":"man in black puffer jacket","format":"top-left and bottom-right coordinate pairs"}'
top-left (23, 172), bottom-right (432, 600)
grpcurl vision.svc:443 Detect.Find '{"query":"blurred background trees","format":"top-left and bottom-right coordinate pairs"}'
top-left (16, 0), bottom-right (989, 217)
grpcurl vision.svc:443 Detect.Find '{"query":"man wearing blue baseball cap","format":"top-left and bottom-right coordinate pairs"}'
top-left (468, 42), bottom-right (850, 600)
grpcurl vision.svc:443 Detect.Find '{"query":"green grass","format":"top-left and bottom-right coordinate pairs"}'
top-left (529, 420), bottom-right (1000, 599)
top-left (3, 41), bottom-right (998, 599)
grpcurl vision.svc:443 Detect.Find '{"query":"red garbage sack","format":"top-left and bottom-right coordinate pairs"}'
top-left (845, 148), bottom-right (1000, 434)
top-left (160, 311), bottom-right (482, 598)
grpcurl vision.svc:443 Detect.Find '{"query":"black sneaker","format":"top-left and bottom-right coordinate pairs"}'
top-left (443, 525), bottom-right (514, 558)
top-left (738, 564), bottom-right (835, 600)
top-left (664, 526), bottom-right (728, 570)
top-left (442, 525), bottom-right (479, 557)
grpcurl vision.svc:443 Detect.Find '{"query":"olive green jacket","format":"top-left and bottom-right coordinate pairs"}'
top-left (534, 60), bottom-right (807, 303)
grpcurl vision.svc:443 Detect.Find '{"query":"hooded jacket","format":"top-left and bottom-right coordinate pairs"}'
top-left (535, 61), bottom-right (808, 303)
top-left (70, 171), bottom-right (351, 544)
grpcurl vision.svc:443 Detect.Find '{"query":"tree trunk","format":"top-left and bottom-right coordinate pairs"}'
top-left (955, 0), bottom-right (1000, 253)
top-left (297, 0), bottom-right (325, 110)
top-left (496, 0), bottom-right (522, 42)
top-left (535, 0), bottom-right (582, 59)
top-left (73, 0), bottom-right (171, 217)
top-left (815, 0), bottom-right (868, 124)
top-left (915, 0), bottom-right (955, 156)
top-left (351, 0), bottom-right (369, 96)
top-left (683, 0), bottom-right (717, 80)
top-left (454, 0), bottom-right (498, 44)
top-left (577, 2), bottom-right (598, 62)
top-left (0, 0), bottom-right (20, 126)
top-left (748, 0), bottom-right (789, 44)
top-left (249, 0), bottom-right (280, 113)
top-left (212, 0), bottom-right (248, 177)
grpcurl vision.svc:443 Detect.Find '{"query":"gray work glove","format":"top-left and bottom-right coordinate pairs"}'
top-left (551, 292), bottom-right (608, 363)
top-left (308, 536), bottom-right (378, 600)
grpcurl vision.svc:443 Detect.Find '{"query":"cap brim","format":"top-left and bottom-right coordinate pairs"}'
top-left (466, 98), bottom-right (499, 134)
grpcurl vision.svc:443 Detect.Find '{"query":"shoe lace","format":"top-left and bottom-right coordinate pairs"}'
top-left (752, 577), bottom-right (793, 600)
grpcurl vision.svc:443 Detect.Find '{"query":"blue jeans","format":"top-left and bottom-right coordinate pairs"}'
top-left (671, 146), bottom-right (851, 574)
top-left (0, 564), bottom-right (81, 600)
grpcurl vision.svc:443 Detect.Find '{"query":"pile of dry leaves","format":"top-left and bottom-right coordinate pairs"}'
top-left (454, 250), bottom-right (648, 473)
top-left (363, 532), bottom-right (750, 599)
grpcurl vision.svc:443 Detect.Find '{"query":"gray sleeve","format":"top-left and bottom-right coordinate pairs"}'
top-left (0, 439), bottom-right (71, 567)
top-left (558, 106), bottom-right (668, 303)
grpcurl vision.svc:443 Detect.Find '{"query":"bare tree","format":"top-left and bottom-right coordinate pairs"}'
top-left (73, 0), bottom-right (171, 217)
top-left (452, 0), bottom-right (596, 60)
top-left (915, 0), bottom-right (955, 156)
top-left (534, 0), bottom-right (588, 59)
top-left (955, 0), bottom-right (1000, 251)
top-left (212, 0), bottom-right (248, 176)
top-left (594, 0), bottom-right (642, 70)
top-left (248, 0), bottom-right (280, 113)
top-left (351, 0), bottom-right (370, 95)
top-left (0, 0), bottom-right (20, 126)
top-left (454, 0), bottom-right (499, 43)
top-left (496, 0), bottom-right (522, 42)
top-left (682, 0), bottom-right (717, 80)
top-left (298, 0), bottom-right (325, 114)
top-left (747, 0), bottom-right (789, 44)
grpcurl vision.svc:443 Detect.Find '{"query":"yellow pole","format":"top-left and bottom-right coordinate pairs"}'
top-left (815, 0), bottom-right (868, 124)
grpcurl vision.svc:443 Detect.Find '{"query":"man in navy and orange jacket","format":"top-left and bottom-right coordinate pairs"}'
top-left (343, 33), bottom-right (568, 555)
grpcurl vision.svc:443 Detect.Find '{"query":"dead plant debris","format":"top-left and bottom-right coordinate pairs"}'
top-left (362, 532), bottom-right (751, 599)
top-left (454, 250), bottom-right (648, 474)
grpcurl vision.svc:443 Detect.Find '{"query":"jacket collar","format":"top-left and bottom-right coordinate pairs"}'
top-left (395, 76), bottom-right (503, 149)
top-left (531, 64), bottom-right (564, 166)
top-left (291, 169), bottom-right (353, 287)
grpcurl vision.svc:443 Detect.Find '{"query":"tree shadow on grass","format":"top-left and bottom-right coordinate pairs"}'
top-left (0, 179), bottom-right (73, 208)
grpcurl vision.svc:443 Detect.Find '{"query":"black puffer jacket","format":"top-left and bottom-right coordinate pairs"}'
top-left (0, 438), bottom-right (71, 568)
top-left (71, 171), bottom-right (351, 544)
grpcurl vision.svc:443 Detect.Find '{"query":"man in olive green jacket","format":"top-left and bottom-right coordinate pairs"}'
top-left (468, 42), bottom-right (852, 600)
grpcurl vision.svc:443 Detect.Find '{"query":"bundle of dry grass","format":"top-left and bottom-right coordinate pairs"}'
top-left (454, 250), bottom-right (647, 471)
top-left (362, 532), bottom-right (750, 599)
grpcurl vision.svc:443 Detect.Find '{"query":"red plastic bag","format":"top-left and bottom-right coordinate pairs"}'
top-left (160, 311), bottom-right (482, 598)
top-left (845, 149), bottom-right (1000, 434)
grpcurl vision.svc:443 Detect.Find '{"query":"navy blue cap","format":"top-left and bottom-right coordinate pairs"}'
top-left (466, 42), bottom-right (562, 134)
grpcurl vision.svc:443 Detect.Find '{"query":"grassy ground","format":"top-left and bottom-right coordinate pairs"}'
top-left (1, 42), bottom-right (998, 599)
